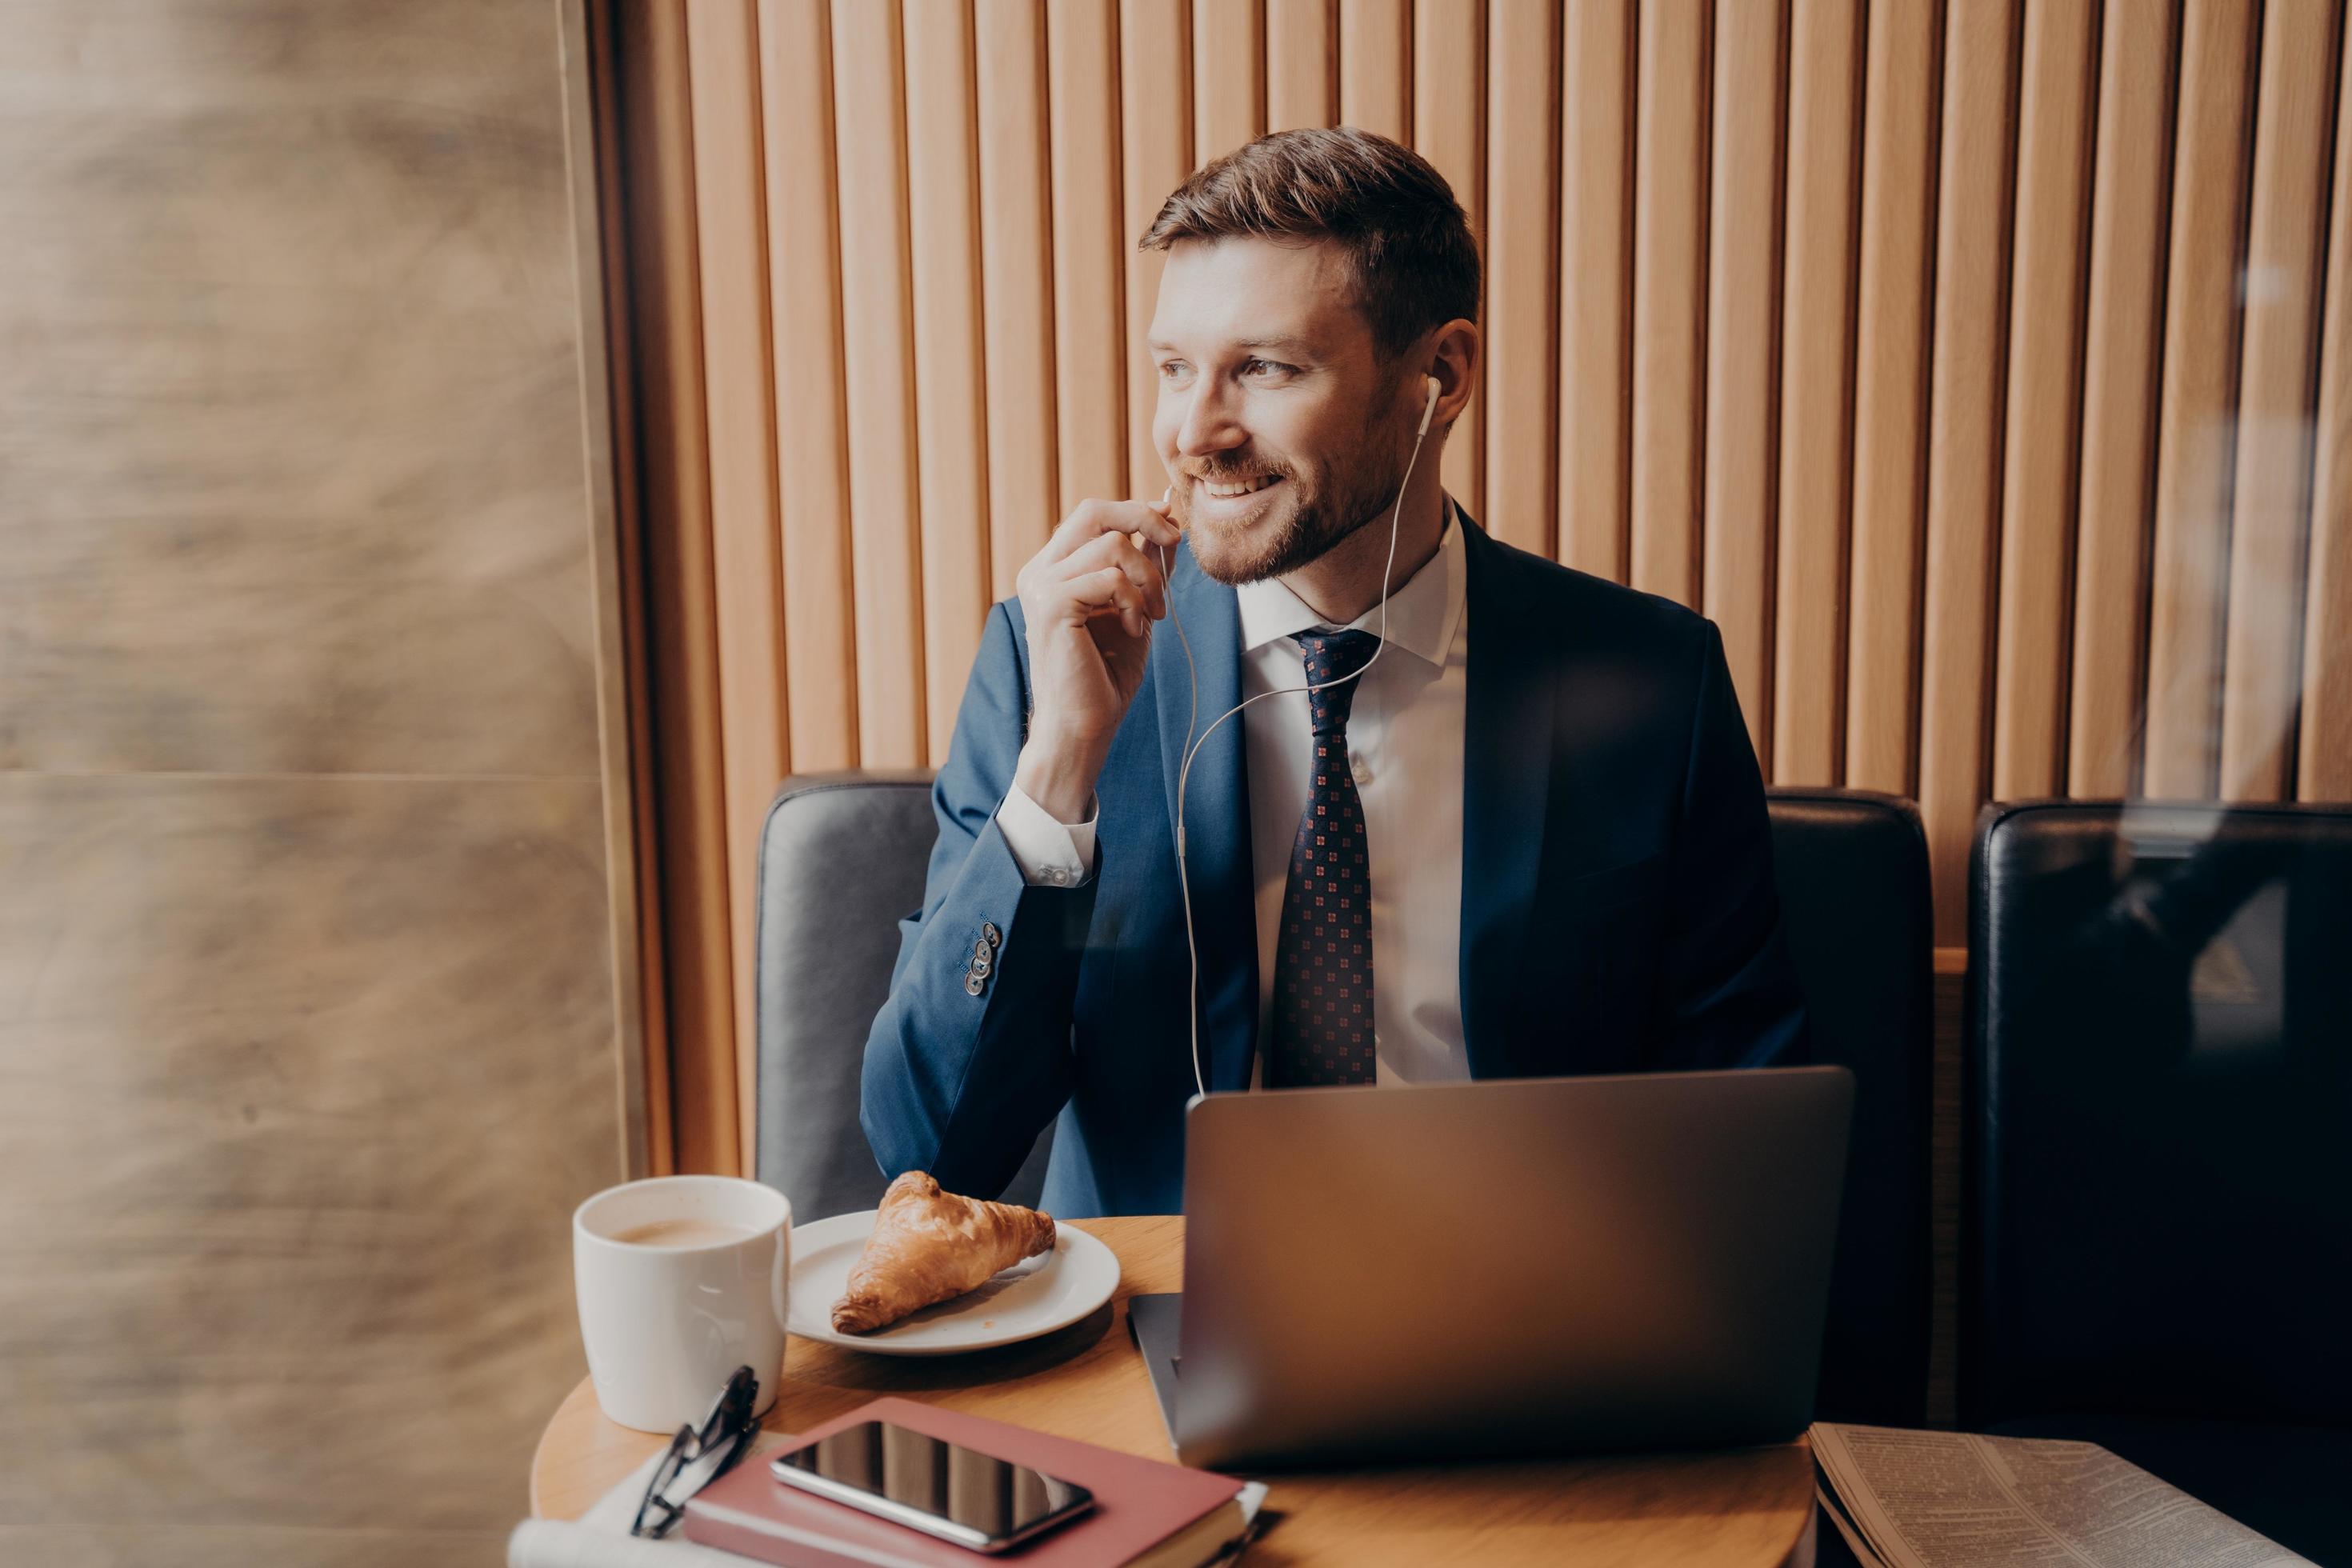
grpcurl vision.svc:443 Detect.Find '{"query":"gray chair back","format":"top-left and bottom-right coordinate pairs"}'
top-left (754, 771), bottom-right (1050, 1222)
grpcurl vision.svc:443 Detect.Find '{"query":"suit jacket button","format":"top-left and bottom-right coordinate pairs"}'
top-left (974, 937), bottom-right (994, 960)
top-left (970, 950), bottom-right (992, 978)
top-left (982, 922), bottom-right (1002, 948)
top-left (964, 973), bottom-right (985, 997)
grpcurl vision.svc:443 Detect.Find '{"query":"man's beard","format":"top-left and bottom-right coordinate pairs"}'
top-left (1180, 424), bottom-right (1410, 588)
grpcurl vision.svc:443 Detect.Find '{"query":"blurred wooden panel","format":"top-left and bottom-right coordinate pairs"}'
top-left (1702, 0), bottom-right (1787, 756)
top-left (2220, 0), bottom-right (2342, 800)
top-left (1631, 0), bottom-right (1709, 607)
top-left (1416, 0), bottom-right (1487, 519)
top-left (1844, 0), bottom-right (1941, 796)
top-left (1196, 0), bottom-right (1266, 163)
top-left (2068, 0), bottom-right (2176, 797)
top-left (1050, 0), bottom-right (1130, 513)
top-left (1771, 0), bottom-right (1861, 783)
top-left (832, 0), bottom-right (929, 768)
top-left (761, 0), bottom-right (858, 772)
top-left (1482, 0), bottom-right (1560, 556)
top-left (906, 0), bottom-right (996, 765)
top-left (682, 0), bottom-right (775, 1174)
top-left (2302, 25), bottom-right (2352, 800)
top-left (1917, 0), bottom-right (2016, 941)
top-left (0, 3), bottom-right (627, 1558)
top-left (1268, 0), bottom-right (1338, 131)
top-left (1558, 0), bottom-right (1634, 581)
top-left (2145, 0), bottom-right (2260, 799)
top-left (977, 0), bottom-right (1061, 596)
top-left (1340, 0), bottom-right (1410, 141)
top-left (1990, 0), bottom-right (2096, 801)
top-left (1126, 0), bottom-right (1191, 500)
top-left (0, 774), bottom-right (618, 1538)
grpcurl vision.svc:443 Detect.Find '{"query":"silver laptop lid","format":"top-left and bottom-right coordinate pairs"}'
top-left (1173, 1066), bottom-right (1853, 1470)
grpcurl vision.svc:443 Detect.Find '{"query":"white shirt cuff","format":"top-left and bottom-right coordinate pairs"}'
top-left (996, 782), bottom-right (1098, 888)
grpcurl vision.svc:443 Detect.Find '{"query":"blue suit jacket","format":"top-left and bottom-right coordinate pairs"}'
top-left (862, 514), bottom-right (1806, 1217)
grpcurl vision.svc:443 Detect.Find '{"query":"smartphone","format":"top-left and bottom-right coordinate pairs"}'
top-left (767, 1420), bottom-right (1094, 1554)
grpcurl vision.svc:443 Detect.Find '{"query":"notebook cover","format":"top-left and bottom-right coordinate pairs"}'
top-left (678, 1397), bottom-right (1242, 1568)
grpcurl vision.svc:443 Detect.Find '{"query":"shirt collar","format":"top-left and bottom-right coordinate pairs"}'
top-left (1234, 495), bottom-right (1467, 667)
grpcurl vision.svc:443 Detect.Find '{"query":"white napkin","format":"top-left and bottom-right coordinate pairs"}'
top-left (506, 1453), bottom-right (758, 1568)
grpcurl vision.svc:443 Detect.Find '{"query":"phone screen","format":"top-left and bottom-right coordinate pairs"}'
top-left (768, 1420), bottom-right (1094, 1549)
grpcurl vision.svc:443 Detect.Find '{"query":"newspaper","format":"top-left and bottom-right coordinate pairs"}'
top-left (1810, 1424), bottom-right (2310, 1568)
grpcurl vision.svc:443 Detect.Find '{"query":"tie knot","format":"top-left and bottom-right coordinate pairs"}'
top-left (1295, 630), bottom-right (1381, 735)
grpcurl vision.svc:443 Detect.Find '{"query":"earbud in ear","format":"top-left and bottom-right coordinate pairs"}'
top-left (1418, 374), bottom-right (1441, 438)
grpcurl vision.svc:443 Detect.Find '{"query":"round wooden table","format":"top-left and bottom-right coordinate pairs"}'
top-left (533, 1216), bottom-right (1816, 1566)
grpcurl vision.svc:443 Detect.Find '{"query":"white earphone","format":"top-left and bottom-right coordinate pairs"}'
top-left (1157, 373), bottom-right (1443, 1098)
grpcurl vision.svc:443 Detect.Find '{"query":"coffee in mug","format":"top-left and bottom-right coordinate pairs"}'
top-left (610, 1218), bottom-right (757, 1248)
top-left (573, 1175), bottom-right (791, 1432)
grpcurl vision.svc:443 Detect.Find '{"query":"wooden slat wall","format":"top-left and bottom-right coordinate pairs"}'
top-left (610, 0), bottom-right (2352, 1165)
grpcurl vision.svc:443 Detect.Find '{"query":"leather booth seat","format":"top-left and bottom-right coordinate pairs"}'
top-left (1965, 801), bottom-right (2352, 1566)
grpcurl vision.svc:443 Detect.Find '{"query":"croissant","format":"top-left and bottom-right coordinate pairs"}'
top-left (830, 1171), bottom-right (1058, 1334)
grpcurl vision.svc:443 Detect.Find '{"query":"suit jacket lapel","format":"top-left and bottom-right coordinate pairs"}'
top-left (1458, 515), bottom-right (1556, 1077)
top-left (1154, 544), bottom-right (1259, 1091)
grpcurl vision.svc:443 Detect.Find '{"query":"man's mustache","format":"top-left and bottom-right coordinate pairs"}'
top-left (1178, 459), bottom-right (1296, 483)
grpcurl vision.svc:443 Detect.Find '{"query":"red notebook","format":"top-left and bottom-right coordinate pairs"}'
top-left (679, 1397), bottom-right (1246, 1568)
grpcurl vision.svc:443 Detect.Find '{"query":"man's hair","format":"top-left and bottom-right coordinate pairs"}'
top-left (1138, 127), bottom-right (1481, 361)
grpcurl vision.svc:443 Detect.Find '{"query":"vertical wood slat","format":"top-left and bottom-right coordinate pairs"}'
top-left (1770, 0), bottom-right (1861, 782)
top-left (831, 0), bottom-right (928, 768)
top-left (1195, 0), bottom-right (1266, 165)
top-left (1340, 0), bottom-right (1410, 142)
top-left (2301, 21), bottom-right (2352, 799)
top-left (976, 0), bottom-right (1060, 598)
top-left (1482, 0), bottom-right (1560, 557)
top-left (1123, 0), bottom-right (1190, 499)
top-left (2221, 0), bottom-right (2343, 799)
top-left (1415, 0), bottom-right (1487, 520)
top-left (2144, 0), bottom-right (2262, 800)
top-left (2068, 0), bottom-right (2178, 798)
top-left (1050, 0), bottom-right (1130, 514)
top-left (1268, 0), bottom-right (1338, 130)
top-left (681, 0), bottom-right (778, 1175)
top-left (617, 0), bottom-right (726, 1177)
top-left (578, 0), bottom-right (658, 1182)
top-left (1558, 0), bottom-right (1634, 581)
top-left (1630, 0), bottom-right (1710, 608)
top-left (1990, 0), bottom-right (2097, 801)
top-left (1845, 0), bottom-right (1942, 796)
top-left (904, 0), bottom-right (994, 765)
top-left (760, 0), bottom-right (858, 773)
top-left (1702, 0), bottom-right (1788, 757)
top-left (1917, 0), bottom-right (2019, 942)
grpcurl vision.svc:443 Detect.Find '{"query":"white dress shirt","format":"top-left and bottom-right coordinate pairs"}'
top-left (998, 502), bottom-right (1472, 1085)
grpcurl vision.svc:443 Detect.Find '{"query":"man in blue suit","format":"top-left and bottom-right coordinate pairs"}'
top-left (864, 128), bottom-right (1805, 1218)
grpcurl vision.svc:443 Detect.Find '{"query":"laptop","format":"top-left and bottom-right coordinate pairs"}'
top-left (1128, 1066), bottom-right (1853, 1470)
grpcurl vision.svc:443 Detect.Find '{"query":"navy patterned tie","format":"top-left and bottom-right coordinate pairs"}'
top-left (1268, 630), bottom-right (1382, 1087)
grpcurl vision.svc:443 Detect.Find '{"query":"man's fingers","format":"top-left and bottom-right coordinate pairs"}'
top-left (1040, 497), bottom-right (1182, 563)
top-left (1059, 565), bottom-right (1152, 638)
top-left (1051, 529), bottom-right (1166, 620)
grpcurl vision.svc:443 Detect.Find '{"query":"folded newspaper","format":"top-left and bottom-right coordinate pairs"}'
top-left (1810, 1423), bottom-right (2311, 1568)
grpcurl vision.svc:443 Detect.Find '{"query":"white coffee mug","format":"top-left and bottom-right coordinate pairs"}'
top-left (572, 1174), bottom-right (791, 1433)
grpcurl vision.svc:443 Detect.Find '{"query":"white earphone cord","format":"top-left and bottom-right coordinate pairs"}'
top-left (1157, 378), bottom-right (1440, 1100)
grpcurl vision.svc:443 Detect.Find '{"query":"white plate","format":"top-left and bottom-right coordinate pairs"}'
top-left (785, 1210), bottom-right (1121, 1357)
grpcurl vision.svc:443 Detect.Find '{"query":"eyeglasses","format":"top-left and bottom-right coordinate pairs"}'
top-left (629, 1365), bottom-right (762, 1539)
